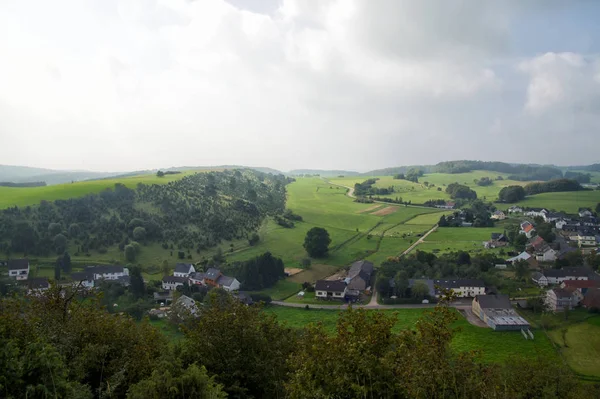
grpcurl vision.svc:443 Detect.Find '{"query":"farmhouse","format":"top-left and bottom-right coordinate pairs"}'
top-left (217, 275), bottom-right (241, 292)
top-left (85, 265), bottom-right (129, 281)
top-left (433, 278), bottom-right (485, 298)
top-left (162, 275), bottom-right (188, 291)
top-left (576, 229), bottom-right (597, 247)
top-left (579, 208), bottom-right (593, 218)
top-left (27, 277), bottom-right (50, 295)
top-left (485, 233), bottom-right (508, 248)
top-left (185, 268), bottom-right (240, 291)
top-left (506, 251), bottom-right (539, 269)
top-left (345, 260), bottom-right (374, 291)
top-left (174, 263), bottom-right (195, 277)
top-left (435, 201), bottom-right (456, 210)
top-left (525, 208), bottom-right (548, 218)
top-left (545, 288), bottom-right (576, 312)
top-left (8, 259), bottom-right (29, 280)
top-left (531, 272), bottom-right (549, 287)
top-left (543, 267), bottom-right (591, 285)
top-left (472, 294), bottom-right (530, 331)
top-left (71, 272), bottom-right (95, 288)
top-left (491, 210), bottom-right (506, 220)
top-left (189, 272), bottom-right (206, 285)
top-left (315, 280), bottom-right (347, 300)
top-left (508, 206), bottom-right (523, 214)
top-left (543, 212), bottom-right (567, 223)
top-left (520, 221), bottom-right (536, 238)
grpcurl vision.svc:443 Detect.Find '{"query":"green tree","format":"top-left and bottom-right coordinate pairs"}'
top-left (62, 251), bottom-right (72, 273)
top-left (129, 266), bottom-right (145, 299)
top-left (514, 259), bottom-right (531, 282)
top-left (161, 260), bottom-right (170, 276)
top-left (498, 185), bottom-right (526, 203)
top-left (48, 222), bottom-right (63, 236)
top-left (596, 202), bottom-right (600, 214)
top-left (514, 233), bottom-right (528, 252)
top-left (54, 258), bottom-right (62, 281)
top-left (125, 244), bottom-right (136, 262)
top-left (411, 280), bottom-right (430, 299)
top-left (303, 227), bottom-right (331, 257)
top-left (133, 226), bottom-right (147, 242)
top-left (53, 233), bottom-right (68, 254)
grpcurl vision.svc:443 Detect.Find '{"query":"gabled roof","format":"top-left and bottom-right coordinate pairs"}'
top-left (491, 233), bottom-right (506, 241)
top-left (162, 275), bottom-right (188, 284)
top-left (507, 251), bottom-right (531, 262)
top-left (8, 259), bottom-right (29, 270)
top-left (532, 271), bottom-right (546, 281)
top-left (204, 268), bottom-right (221, 280)
top-left (348, 260), bottom-right (374, 279)
top-left (583, 288), bottom-right (600, 309)
top-left (174, 263), bottom-right (194, 274)
top-left (544, 267), bottom-right (591, 278)
top-left (523, 224), bottom-right (534, 233)
top-left (28, 277), bottom-right (49, 289)
top-left (315, 280), bottom-right (346, 292)
top-left (493, 210), bottom-right (505, 215)
top-left (71, 271), bottom-right (93, 281)
top-left (85, 265), bottom-right (124, 274)
top-left (474, 294), bottom-right (511, 309)
top-left (529, 236), bottom-right (546, 249)
top-left (189, 272), bottom-right (206, 281)
top-left (217, 275), bottom-right (237, 287)
top-left (434, 278), bottom-right (485, 289)
top-left (551, 288), bottom-right (573, 298)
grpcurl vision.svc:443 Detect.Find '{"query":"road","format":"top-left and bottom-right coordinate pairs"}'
top-left (271, 299), bottom-right (473, 310)
top-left (399, 224), bottom-right (438, 256)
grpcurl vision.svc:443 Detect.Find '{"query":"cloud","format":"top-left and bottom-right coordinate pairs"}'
top-left (0, 0), bottom-right (599, 171)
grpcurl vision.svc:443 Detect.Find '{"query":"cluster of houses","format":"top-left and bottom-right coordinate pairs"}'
top-left (528, 266), bottom-right (600, 311)
top-left (314, 260), bottom-right (374, 302)
top-left (161, 263), bottom-right (240, 292)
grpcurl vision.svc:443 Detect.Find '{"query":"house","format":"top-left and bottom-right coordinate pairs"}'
top-left (491, 210), bottom-right (506, 220)
top-left (174, 295), bottom-right (200, 317)
top-left (71, 271), bottom-right (95, 289)
top-left (555, 219), bottom-right (569, 229)
top-left (433, 278), bottom-right (485, 298)
top-left (520, 221), bottom-right (536, 238)
top-left (577, 229), bottom-right (597, 247)
top-left (491, 233), bottom-right (508, 242)
top-left (529, 236), bottom-right (546, 250)
top-left (85, 265), bottom-right (129, 281)
top-left (525, 208), bottom-right (548, 218)
top-left (345, 260), bottom-right (374, 291)
top-left (485, 233), bottom-right (508, 248)
top-left (27, 277), bottom-right (50, 295)
top-left (216, 275), bottom-right (241, 292)
top-left (580, 216), bottom-right (598, 227)
top-left (8, 259), bottom-right (29, 280)
top-left (545, 288), bottom-right (576, 312)
top-left (315, 280), bottom-right (347, 300)
top-left (543, 267), bottom-right (591, 285)
top-left (560, 280), bottom-right (600, 304)
top-left (543, 212), bottom-right (567, 223)
top-left (188, 272), bottom-right (206, 285)
top-left (535, 246), bottom-right (557, 262)
top-left (174, 263), bottom-right (196, 277)
top-left (508, 206), bottom-right (523, 214)
top-left (531, 272), bottom-right (549, 287)
top-left (579, 208), bottom-right (593, 218)
top-left (203, 268), bottom-right (222, 287)
top-left (162, 275), bottom-right (188, 291)
top-left (435, 201), bottom-right (456, 210)
top-left (582, 288), bottom-right (600, 310)
top-left (472, 294), bottom-right (530, 331)
top-left (153, 291), bottom-right (174, 304)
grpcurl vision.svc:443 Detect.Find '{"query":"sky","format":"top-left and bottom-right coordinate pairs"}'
top-left (1, 0), bottom-right (600, 173)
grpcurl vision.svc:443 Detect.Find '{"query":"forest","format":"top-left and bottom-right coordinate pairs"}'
top-left (0, 170), bottom-right (291, 258)
top-left (0, 287), bottom-right (597, 398)
top-left (434, 161), bottom-right (564, 181)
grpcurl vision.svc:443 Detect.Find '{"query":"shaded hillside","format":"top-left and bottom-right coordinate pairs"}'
top-left (288, 169), bottom-right (360, 176)
top-left (0, 169), bottom-right (290, 257)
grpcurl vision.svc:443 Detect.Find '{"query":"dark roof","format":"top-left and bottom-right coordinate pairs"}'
top-left (29, 277), bottom-right (49, 289)
top-left (434, 278), bottom-right (485, 289)
top-left (562, 280), bottom-right (600, 289)
top-left (475, 294), bottom-right (511, 309)
top-left (85, 265), bottom-right (124, 274)
top-left (174, 263), bottom-right (194, 274)
top-left (315, 280), bottom-right (346, 292)
top-left (71, 271), bottom-right (93, 281)
top-left (583, 288), bottom-right (600, 309)
top-left (8, 259), bottom-right (29, 270)
top-left (551, 288), bottom-right (573, 298)
top-left (217, 275), bottom-right (236, 287)
top-left (205, 268), bottom-right (221, 280)
top-left (189, 272), bottom-right (206, 280)
top-left (544, 267), bottom-right (591, 278)
top-left (153, 291), bottom-right (173, 300)
top-left (348, 260), bottom-right (374, 279)
top-left (235, 291), bottom-right (254, 305)
top-left (162, 275), bottom-right (188, 284)
top-left (491, 233), bottom-right (504, 240)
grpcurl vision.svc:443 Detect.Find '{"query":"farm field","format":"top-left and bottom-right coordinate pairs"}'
top-left (547, 318), bottom-right (600, 379)
top-left (0, 171), bottom-right (193, 209)
top-left (266, 307), bottom-right (558, 364)
top-left (426, 227), bottom-right (503, 242)
top-left (500, 190), bottom-right (600, 214)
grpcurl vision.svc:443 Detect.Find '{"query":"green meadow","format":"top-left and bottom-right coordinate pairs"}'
top-left (0, 172), bottom-right (194, 209)
top-left (266, 306), bottom-right (558, 364)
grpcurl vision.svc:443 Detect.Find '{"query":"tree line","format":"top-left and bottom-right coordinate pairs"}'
top-left (0, 288), bottom-right (597, 398)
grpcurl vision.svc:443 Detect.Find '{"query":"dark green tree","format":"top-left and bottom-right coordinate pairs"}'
top-left (129, 266), bottom-right (145, 299)
top-left (303, 227), bottom-right (331, 257)
top-left (62, 251), bottom-right (72, 273)
top-left (125, 244), bottom-right (136, 262)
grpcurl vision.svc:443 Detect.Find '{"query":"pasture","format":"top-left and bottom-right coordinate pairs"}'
top-left (547, 318), bottom-right (600, 379)
top-left (0, 172), bottom-right (192, 209)
top-left (500, 190), bottom-right (600, 214)
top-left (266, 306), bottom-right (558, 363)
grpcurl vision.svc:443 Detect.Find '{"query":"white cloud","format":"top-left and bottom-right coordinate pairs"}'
top-left (0, 0), bottom-right (599, 171)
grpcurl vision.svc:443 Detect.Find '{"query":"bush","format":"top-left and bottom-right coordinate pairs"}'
top-left (381, 297), bottom-right (435, 305)
top-left (250, 293), bottom-right (272, 303)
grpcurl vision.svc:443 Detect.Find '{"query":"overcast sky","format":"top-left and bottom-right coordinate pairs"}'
top-left (1, 0), bottom-right (600, 173)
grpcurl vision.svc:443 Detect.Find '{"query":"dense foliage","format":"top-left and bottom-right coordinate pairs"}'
top-left (233, 252), bottom-right (285, 290)
top-left (0, 170), bottom-right (290, 257)
top-left (524, 178), bottom-right (583, 195)
top-left (354, 178), bottom-right (395, 196)
top-left (564, 171), bottom-right (591, 184)
top-left (498, 185), bottom-right (526, 203)
top-left (0, 288), bottom-right (597, 398)
top-left (303, 227), bottom-right (331, 257)
top-left (445, 182), bottom-right (477, 200)
top-left (434, 160), bottom-right (563, 181)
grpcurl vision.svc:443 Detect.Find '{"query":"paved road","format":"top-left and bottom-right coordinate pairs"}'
top-left (271, 299), bottom-right (473, 310)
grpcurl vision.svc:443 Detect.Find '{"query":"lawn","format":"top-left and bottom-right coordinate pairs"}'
top-left (148, 318), bottom-right (183, 342)
top-left (426, 227), bottom-right (503, 242)
top-left (250, 280), bottom-right (301, 301)
top-left (366, 237), bottom-right (414, 264)
top-left (266, 306), bottom-right (558, 364)
top-left (0, 172), bottom-right (193, 209)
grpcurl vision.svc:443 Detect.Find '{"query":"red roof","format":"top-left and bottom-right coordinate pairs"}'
top-left (523, 224), bottom-right (534, 233)
top-left (530, 236), bottom-right (546, 250)
top-left (562, 280), bottom-right (600, 289)
top-left (582, 288), bottom-right (600, 309)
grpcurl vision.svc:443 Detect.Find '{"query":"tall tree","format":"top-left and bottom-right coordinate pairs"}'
top-left (303, 227), bottom-right (331, 257)
top-left (129, 266), bottom-right (145, 299)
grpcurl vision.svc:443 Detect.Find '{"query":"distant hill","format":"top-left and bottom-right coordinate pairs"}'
top-left (288, 169), bottom-right (360, 177)
top-left (363, 165), bottom-right (435, 176)
top-left (0, 165), bottom-right (121, 185)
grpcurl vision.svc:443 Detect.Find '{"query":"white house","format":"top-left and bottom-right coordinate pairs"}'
top-left (543, 267), bottom-right (590, 285)
top-left (85, 265), bottom-right (129, 281)
top-left (8, 259), bottom-right (29, 280)
top-left (546, 288), bottom-right (576, 312)
top-left (535, 246), bottom-right (557, 262)
top-left (525, 208), bottom-right (548, 218)
top-left (555, 219), bottom-right (569, 230)
top-left (508, 206), bottom-right (523, 214)
top-left (491, 210), bottom-right (506, 220)
top-left (520, 221), bottom-right (536, 238)
top-left (27, 277), bottom-right (50, 295)
top-left (216, 275), bottom-right (241, 292)
top-left (433, 279), bottom-right (485, 298)
top-left (162, 275), bottom-right (188, 291)
top-left (315, 280), bottom-right (347, 300)
top-left (174, 263), bottom-right (195, 278)
top-left (71, 271), bottom-right (95, 289)
top-left (188, 272), bottom-right (206, 286)
top-left (579, 209), bottom-right (593, 218)
top-left (435, 201), bottom-right (456, 210)
top-left (532, 272), bottom-right (549, 287)
top-left (577, 231), bottom-right (597, 247)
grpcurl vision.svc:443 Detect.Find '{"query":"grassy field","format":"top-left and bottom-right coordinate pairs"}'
top-left (266, 306), bottom-right (557, 363)
top-left (500, 190), bottom-right (600, 214)
top-left (547, 318), bottom-right (600, 378)
top-left (0, 172), bottom-right (193, 209)
top-left (427, 227), bottom-right (503, 242)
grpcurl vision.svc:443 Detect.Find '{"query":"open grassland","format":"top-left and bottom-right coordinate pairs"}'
top-left (365, 237), bottom-right (414, 263)
top-left (499, 190), bottom-right (600, 214)
top-left (417, 241), bottom-right (507, 255)
top-left (427, 227), bottom-right (503, 242)
top-left (547, 318), bottom-right (600, 379)
top-left (266, 307), bottom-right (558, 363)
top-left (0, 172), bottom-right (193, 209)
top-left (405, 211), bottom-right (452, 225)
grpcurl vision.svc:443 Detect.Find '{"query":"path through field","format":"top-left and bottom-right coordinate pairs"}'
top-left (399, 224), bottom-right (438, 256)
top-left (270, 299), bottom-right (473, 310)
